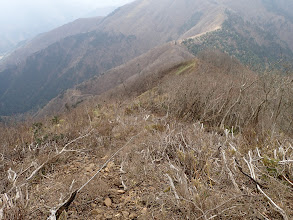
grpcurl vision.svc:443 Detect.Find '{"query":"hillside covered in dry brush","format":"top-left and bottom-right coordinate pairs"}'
top-left (1, 51), bottom-right (293, 219)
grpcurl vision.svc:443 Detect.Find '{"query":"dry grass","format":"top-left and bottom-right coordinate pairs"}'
top-left (0, 51), bottom-right (293, 219)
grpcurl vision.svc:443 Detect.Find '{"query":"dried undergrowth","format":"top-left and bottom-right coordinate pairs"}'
top-left (0, 51), bottom-right (293, 219)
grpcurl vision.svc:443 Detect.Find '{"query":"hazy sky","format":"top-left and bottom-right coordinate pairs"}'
top-left (0, 0), bottom-right (135, 30)
top-left (1, 0), bottom-right (135, 8)
top-left (0, 0), bottom-right (135, 22)
top-left (0, 0), bottom-right (135, 53)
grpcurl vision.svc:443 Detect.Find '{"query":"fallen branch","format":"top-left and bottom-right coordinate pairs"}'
top-left (244, 152), bottom-right (288, 220)
top-left (26, 161), bottom-right (48, 181)
top-left (55, 190), bottom-right (77, 219)
top-left (221, 150), bottom-right (241, 192)
top-left (195, 195), bottom-right (247, 220)
top-left (77, 132), bottom-right (141, 193)
top-left (59, 129), bottom-right (94, 154)
top-left (28, 130), bottom-right (93, 182)
top-left (281, 175), bottom-right (293, 188)
top-left (47, 132), bottom-right (142, 219)
top-left (278, 160), bottom-right (293, 164)
top-left (235, 159), bottom-right (266, 189)
top-left (165, 174), bottom-right (179, 200)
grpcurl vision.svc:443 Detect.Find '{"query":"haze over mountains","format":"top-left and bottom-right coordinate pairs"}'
top-left (0, 1), bottom-right (123, 56)
top-left (1, 0), bottom-right (293, 117)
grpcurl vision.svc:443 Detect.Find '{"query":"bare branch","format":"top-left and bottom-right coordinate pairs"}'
top-left (244, 152), bottom-right (288, 220)
top-left (165, 174), bottom-right (179, 200)
top-left (221, 150), bottom-right (241, 192)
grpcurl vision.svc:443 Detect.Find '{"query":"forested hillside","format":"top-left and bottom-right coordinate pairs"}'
top-left (183, 10), bottom-right (293, 69)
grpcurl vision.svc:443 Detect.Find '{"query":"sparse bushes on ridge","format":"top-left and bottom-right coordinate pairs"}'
top-left (0, 50), bottom-right (292, 219)
top-left (134, 51), bottom-right (293, 142)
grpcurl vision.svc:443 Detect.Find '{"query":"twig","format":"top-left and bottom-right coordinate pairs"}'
top-left (195, 195), bottom-right (246, 220)
top-left (77, 132), bottom-right (141, 193)
top-left (220, 80), bottom-right (256, 129)
top-left (28, 130), bottom-right (93, 182)
top-left (121, 176), bottom-right (128, 190)
top-left (48, 132), bottom-right (141, 219)
top-left (221, 150), bottom-right (241, 192)
top-left (208, 206), bottom-right (237, 219)
top-left (180, 197), bottom-right (206, 219)
top-left (165, 174), bottom-right (179, 200)
top-left (244, 152), bottom-right (288, 220)
top-left (26, 161), bottom-right (48, 181)
top-left (278, 160), bottom-right (293, 164)
top-left (59, 129), bottom-right (93, 154)
top-left (235, 159), bottom-right (266, 189)
top-left (282, 175), bottom-right (293, 187)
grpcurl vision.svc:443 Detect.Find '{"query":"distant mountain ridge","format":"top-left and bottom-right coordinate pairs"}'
top-left (86, 6), bottom-right (118, 17)
top-left (36, 43), bottom-right (194, 117)
top-left (1, 0), bottom-right (293, 117)
top-left (0, 17), bottom-right (103, 71)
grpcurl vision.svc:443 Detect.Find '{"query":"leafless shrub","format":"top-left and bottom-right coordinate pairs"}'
top-left (138, 51), bottom-right (293, 145)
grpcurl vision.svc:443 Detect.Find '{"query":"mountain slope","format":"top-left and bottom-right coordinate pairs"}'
top-left (36, 43), bottom-right (194, 117)
top-left (1, 51), bottom-right (292, 219)
top-left (0, 0), bottom-right (226, 116)
top-left (0, 17), bottom-right (103, 70)
top-left (217, 0), bottom-right (293, 51)
top-left (1, 0), bottom-right (293, 117)
top-left (0, 31), bottom-right (142, 115)
top-left (98, 0), bottom-right (226, 47)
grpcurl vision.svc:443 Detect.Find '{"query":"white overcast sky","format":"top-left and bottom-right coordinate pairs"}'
top-left (1, 0), bottom-right (135, 8)
top-left (0, 0), bottom-right (135, 29)
top-left (0, 0), bottom-right (135, 21)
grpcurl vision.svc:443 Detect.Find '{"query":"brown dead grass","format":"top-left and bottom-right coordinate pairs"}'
top-left (0, 51), bottom-right (293, 219)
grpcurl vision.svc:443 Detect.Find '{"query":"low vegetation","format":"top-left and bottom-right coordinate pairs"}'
top-left (0, 51), bottom-right (292, 219)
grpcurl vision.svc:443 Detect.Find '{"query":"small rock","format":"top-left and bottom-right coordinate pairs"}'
top-left (91, 208), bottom-right (103, 216)
top-left (122, 211), bottom-right (129, 218)
top-left (89, 163), bottom-right (95, 168)
top-left (84, 167), bottom-right (92, 172)
top-left (129, 212), bottom-right (138, 219)
top-left (104, 197), bottom-right (112, 207)
top-left (110, 189), bottom-right (125, 194)
top-left (115, 213), bottom-right (121, 217)
top-left (106, 161), bottom-right (115, 171)
top-left (91, 203), bottom-right (97, 208)
top-left (102, 155), bottom-right (108, 160)
top-left (141, 207), bottom-right (147, 214)
top-left (85, 163), bottom-right (96, 172)
top-left (104, 213), bottom-right (113, 219)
